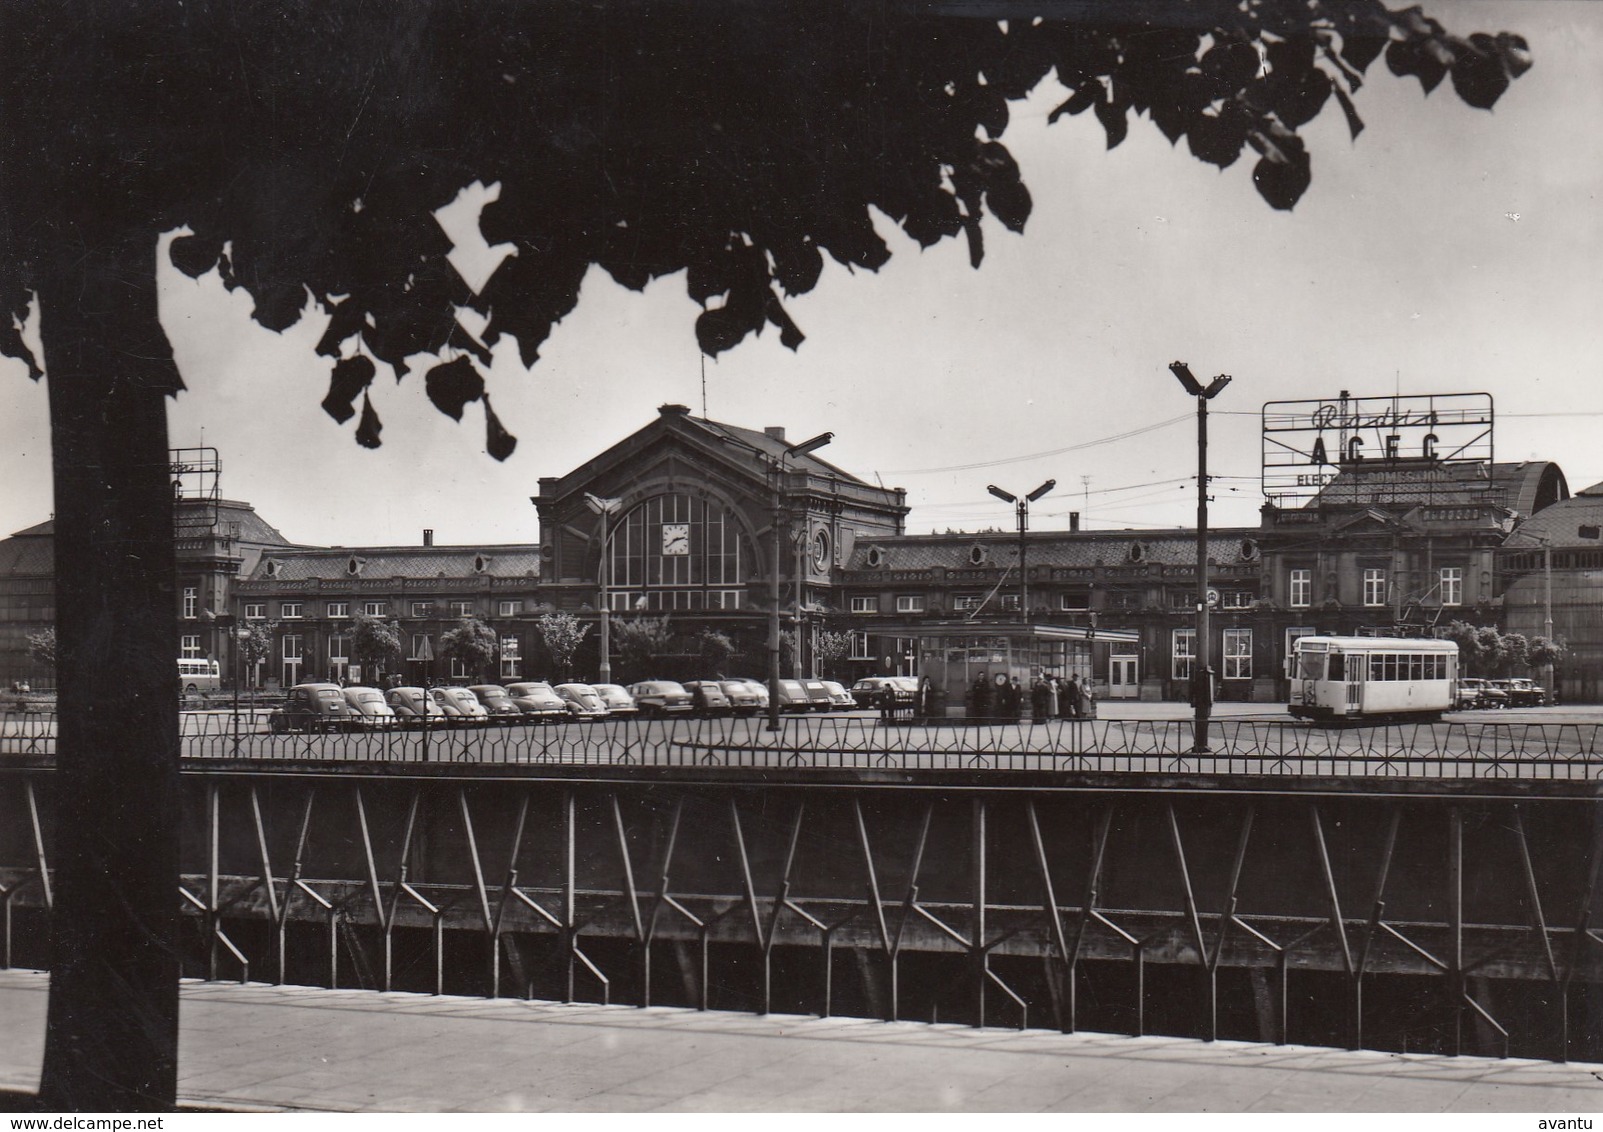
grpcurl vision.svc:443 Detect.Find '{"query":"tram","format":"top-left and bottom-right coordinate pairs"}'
top-left (1287, 636), bottom-right (1458, 723)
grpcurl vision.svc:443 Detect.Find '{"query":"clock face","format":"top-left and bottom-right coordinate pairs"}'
top-left (661, 523), bottom-right (691, 556)
top-left (811, 529), bottom-right (830, 571)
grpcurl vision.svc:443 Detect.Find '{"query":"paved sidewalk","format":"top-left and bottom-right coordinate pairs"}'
top-left (1, 969), bottom-right (1601, 1112)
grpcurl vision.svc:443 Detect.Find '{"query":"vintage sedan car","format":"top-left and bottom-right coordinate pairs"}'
top-left (1490, 677), bottom-right (1547, 707)
top-left (468, 684), bottom-right (526, 724)
top-left (386, 686), bottom-right (446, 727)
top-left (628, 680), bottom-right (695, 718)
top-left (592, 683), bottom-right (639, 717)
top-left (718, 679), bottom-right (765, 715)
top-left (269, 683), bottom-right (357, 733)
top-left (850, 676), bottom-right (918, 708)
top-left (430, 686), bottom-right (490, 725)
top-left (554, 682), bottom-right (610, 720)
top-left (773, 679), bottom-right (813, 714)
top-left (682, 680), bottom-right (733, 716)
top-left (1455, 678), bottom-right (1507, 710)
top-left (505, 681), bottom-right (569, 722)
top-left (341, 686), bottom-right (397, 728)
top-left (800, 679), bottom-right (836, 712)
top-left (820, 680), bottom-right (857, 710)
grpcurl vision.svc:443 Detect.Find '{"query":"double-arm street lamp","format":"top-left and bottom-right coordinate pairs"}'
top-left (1169, 361), bottom-right (1232, 754)
top-left (586, 493), bottom-right (623, 684)
top-left (768, 431), bottom-right (833, 731)
top-left (987, 480), bottom-right (1055, 619)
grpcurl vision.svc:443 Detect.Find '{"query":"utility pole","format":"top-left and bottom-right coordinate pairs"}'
top-left (1170, 362), bottom-right (1232, 754)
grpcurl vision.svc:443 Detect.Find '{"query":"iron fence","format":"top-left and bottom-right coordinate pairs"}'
top-left (6, 710), bottom-right (1603, 779)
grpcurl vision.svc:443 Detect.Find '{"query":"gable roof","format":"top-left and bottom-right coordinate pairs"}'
top-left (844, 528), bottom-right (1263, 573)
top-left (249, 544), bottom-right (542, 582)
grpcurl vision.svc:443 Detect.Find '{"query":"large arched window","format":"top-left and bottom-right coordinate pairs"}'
top-left (606, 493), bottom-right (753, 611)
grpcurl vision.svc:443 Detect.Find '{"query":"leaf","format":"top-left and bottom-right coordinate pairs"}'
top-left (1386, 38), bottom-right (1447, 95)
top-left (1450, 39), bottom-right (1510, 110)
top-left (1331, 85), bottom-right (1365, 141)
top-left (1094, 96), bottom-right (1128, 150)
top-left (425, 356), bottom-right (485, 422)
top-left (764, 292), bottom-right (805, 351)
top-left (1048, 81), bottom-right (1100, 124)
top-left (484, 395), bottom-right (517, 461)
top-left (320, 355), bottom-right (376, 424)
top-left (1252, 140), bottom-right (1311, 212)
top-left (355, 393), bottom-right (383, 449)
top-left (1187, 109), bottom-right (1247, 169)
top-left (168, 234), bottom-right (223, 279)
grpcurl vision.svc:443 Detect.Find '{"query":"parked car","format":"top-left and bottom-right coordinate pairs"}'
top-left (718, 679), bottom-right (765, 715)
top-left (386, 685), bottom-right (446, 727)
top-left (554, 682), bottom-right (610, 720)
top-left (269, 683), bottom-right (356, 733)
top-left (820, 680), bottom-right (856, 709)
top-left (682, 680), bottom-right (733, 716)
top-left (1490, 677), bottom-right (1547, 707)
top-left (1455, 678), bottom-right (1507, 710)
top-left (341, 686), bottom-right (397, 728)
top-left (773, 679), bottom-right (813, 713)
top-left (468, 684), bottom-right (525, 724)
top-left (800, 679), bottom-right (836, 712)
top-left (628, 679), bottom-right (694, 718)
top-left (592, 683), bottom-right (639, 717)
top-left (850, 676), bottom-right (918, 708)
top-left (431, 686), bottom-right (490, 725)
top-left (505, 681), bottom-right (569, 722)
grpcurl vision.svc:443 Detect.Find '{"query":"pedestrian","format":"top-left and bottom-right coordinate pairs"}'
top-left (970, 671), bottom-right (990, 719)
top-left (1031, 675), bottom-right (1048, 723)
top-left (917, 675), bottom-right (933, 721)
top-left (1045, 675), bottom-right (1060, 720)
top-left (1062, 674), bottom-right (1080, 719)
top-left (995, 672), bottom-right (1014, 719)
top-left (878, 681), bottom-right (897, 723)
top-left (1009, 676), bottom-right (1024, 719)
top-left (1077, 676), bottom-right (1095, 719)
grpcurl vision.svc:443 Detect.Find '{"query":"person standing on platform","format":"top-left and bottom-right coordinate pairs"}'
top-left (971, 671), bottom-right (991, 719)
top-left (1062, 674), bottom-right (1081, 719)
top-left (1046, 675), bottom-right (1060, 720)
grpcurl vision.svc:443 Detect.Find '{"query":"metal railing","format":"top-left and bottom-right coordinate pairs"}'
top-left (7, 709), bottom-right (1603, 780)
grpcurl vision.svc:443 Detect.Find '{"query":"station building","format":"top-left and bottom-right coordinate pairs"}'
top-left (0, 404), bottom-right (1586, 700)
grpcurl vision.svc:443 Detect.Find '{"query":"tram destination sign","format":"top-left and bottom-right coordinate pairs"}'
top-left (1262, 392), bottom-right (1493, 508)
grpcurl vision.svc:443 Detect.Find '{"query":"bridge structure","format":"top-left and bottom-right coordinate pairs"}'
top-left (3, 711), bottom-right (1602, 1064)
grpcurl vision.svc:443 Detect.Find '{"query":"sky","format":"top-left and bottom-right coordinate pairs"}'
top-left (2, 1), bottom-right (1599, 549)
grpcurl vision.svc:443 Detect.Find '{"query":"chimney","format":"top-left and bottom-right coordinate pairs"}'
top-left (1069, 512), bottom-right (1080, 532)
top-left (423, 529), bottom-right (434, 547)
top-left (658, 403), bottom-right (690, 417)
top-left (764, 426), bottom-right (787, 442)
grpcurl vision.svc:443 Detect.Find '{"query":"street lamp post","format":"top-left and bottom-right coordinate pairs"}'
top-left (768, 432), bottom-right (833, 731)
top-left (1169, 361), bottom-right (1232, 754)
top-left (585, 493), bottom-right (622, 684)
top-left (987, 480), bottom-right (1055, 619)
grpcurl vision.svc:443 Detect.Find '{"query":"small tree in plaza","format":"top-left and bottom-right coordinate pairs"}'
top-left (696, 628), bottom-right (737, 675)
top-left (26, 625), bottom-right (57, 670)
top-left (440, 617), bottom-right (498, 683)
top-left (614, 615), bottom-right (673, 682)
top-left (1528, 635), bottom-right (1567, 670)
top-left (235, 620), bottom-right (279, 688)
top-left (351, 614), bottom-right (403, 683)
top-left (536, 612), bottom-right (590, 681)
top-left (813, 630), bottom-right (853, 680)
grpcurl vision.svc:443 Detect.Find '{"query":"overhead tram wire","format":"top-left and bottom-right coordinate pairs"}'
top-left (880, 413), bottom-right (1191, 476)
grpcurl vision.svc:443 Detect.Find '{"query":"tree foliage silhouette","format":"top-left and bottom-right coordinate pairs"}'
top-left (0, 0), bottom-right (1530, 1111)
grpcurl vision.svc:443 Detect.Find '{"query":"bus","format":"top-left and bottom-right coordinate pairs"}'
top-left (1287, 636), bottom-right (1457, 723)
top-left (178, 658), bottom-right (222, 695)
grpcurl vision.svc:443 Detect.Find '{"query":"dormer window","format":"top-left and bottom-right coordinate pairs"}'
top-left (865, 546), bottom-right (885, 568)
top-left (263, 559), bottom-right (281, 579)
top-left (346, 555), bottom-right (365, 576)
top-left (473, 554), bottom-right (490, 574)
top-left (1128, 542), bottom-right (1145, 564)
top-left (968, 545), bottom-right (988, 566)
top-left (1239, 538), bottom-right (1259, 562)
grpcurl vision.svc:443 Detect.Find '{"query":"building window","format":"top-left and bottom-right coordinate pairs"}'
top-left (281, 602), bottom-right (303, 620)
top-left (849, 631), bottom-right (872, 660)
top-left (500, 636), bottom-right (520, 679)
top-left (449, 600), bottom-right (474, 617)
top-left (895, 595), bottom-right (925, 614)
top-left (281, 633), bottom-right (303, 686)
top-left (1222, 591), bottom-right (1255, 610)
top-left (409, 634), bottom-right (431, 661)
top-left (362, 601), bottom-right (388, 617)
top-left (411, 602), bottom-right (431, 618)
top-left (849, 595), bottom-right (879, 614)
top-left (244, 603), bottom-right (266, 620)
top-left (179, 634), bottom-right (202, 659)
top-left (328, 633), bottom-right (350, 683)
top-left (1223, 628), bottom-right (1252, 680)
top-left (1440, 567), bottom-right (1463, 607)
top-left (182, 586), bottom-right (198, 619)
top-left (605, 492), bottom-right (753, 612)
top-left (951, 594), bottom-right (985, 613)
top-left (1059, 591), bottom-right (1089, 611)
top-left (1173, 629), bottom-right (1195, 681)
top-left (327, 602), bottom-right (349, 620)
top-left (999, 594), bottom-right (1020, 612)
top-left (450, 657), bottom-right (469, 679)
top-left (1363, 568), bottom-right (1387, 608)
top-left (499, 600), bottom-right (524, 617)
top-left (1289, 569), bottom-right (1311, 609)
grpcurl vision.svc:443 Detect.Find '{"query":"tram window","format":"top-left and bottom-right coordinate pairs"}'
top-left (1298, 652), bottom-right (1323, 680)
top-left (1370, 656), bottom-right (1382, 681)
top-left (1327, 654), bottom-right (1344, 680)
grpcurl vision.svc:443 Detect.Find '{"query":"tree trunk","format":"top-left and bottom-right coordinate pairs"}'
top-left (36, 230), bottom-right (181, 1110)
